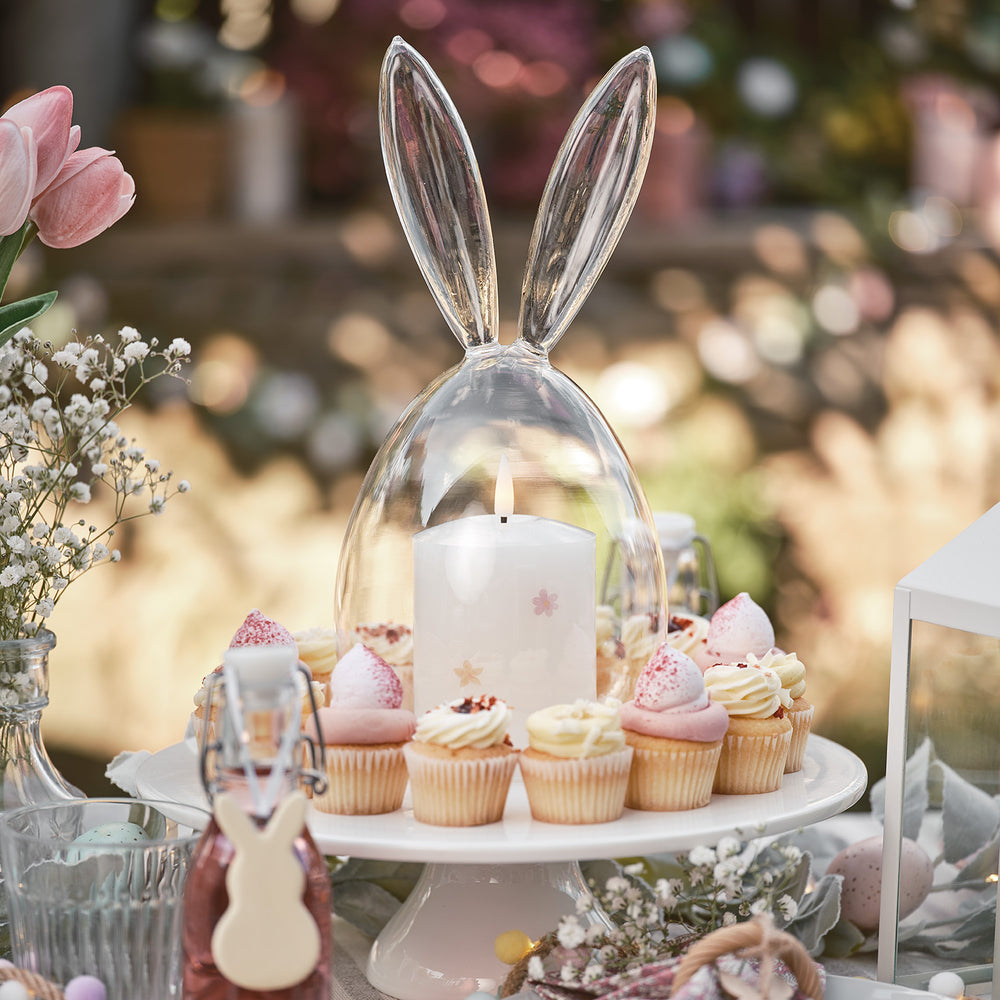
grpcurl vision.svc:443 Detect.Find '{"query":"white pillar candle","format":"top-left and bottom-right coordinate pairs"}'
top-left (412, 459), bottom-right (596, 747)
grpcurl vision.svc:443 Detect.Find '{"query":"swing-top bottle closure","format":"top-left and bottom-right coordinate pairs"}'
top-left (198, 645), bottom-right (327, 816)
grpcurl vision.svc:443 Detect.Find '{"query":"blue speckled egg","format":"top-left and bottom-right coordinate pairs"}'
top-left (72, 822), bottom-right (149, 846)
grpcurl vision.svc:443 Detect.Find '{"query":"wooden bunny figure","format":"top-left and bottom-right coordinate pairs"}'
top-left (335, 37), bottom-right (667, 707)
top-left (210, 791), bottom-right (321, 991)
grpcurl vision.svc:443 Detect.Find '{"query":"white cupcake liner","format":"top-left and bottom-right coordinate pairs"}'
top-left (518, 747), bottom-right (633, 824)
top-left (313, 745), bottom-right (409, 815)
top-left (714, 726), bottom-right (791, 795)
top-left (626, 741), bottom-right (721, 811)
top-left (402, 744), bottom-right (518, 826)
top-left (785, 704), bottom-right (814, 774)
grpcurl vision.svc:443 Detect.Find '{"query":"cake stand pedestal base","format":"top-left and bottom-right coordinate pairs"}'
top-left (365, 860), bottom-right (612, 1000)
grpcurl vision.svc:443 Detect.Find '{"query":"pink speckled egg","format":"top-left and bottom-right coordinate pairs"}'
top-left (635, 644), bottom-right (708, 712)
top-left (827, 835), bottom-right (933, 932)
top-left (328, 643), bottom-right (403, 709)
top-left (705, 592), bottom-right (775, 664)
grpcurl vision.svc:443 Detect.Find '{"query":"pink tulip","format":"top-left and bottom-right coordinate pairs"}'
top-left (0, 120), bottom-right (37, 236)
top-left (3, 85), bottom-right (78, 195)
top-left (31, 147), bottom-right (135, 249)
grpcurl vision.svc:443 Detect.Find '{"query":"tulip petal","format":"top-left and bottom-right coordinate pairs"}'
top-left (0, 121), bottom-right (36, 236)
top-left (4, 85), bottom-right (74, 194)
top-left (31, 147), bottom-right (134, 249)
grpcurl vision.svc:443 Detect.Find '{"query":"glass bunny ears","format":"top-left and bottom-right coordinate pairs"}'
top-left (379, 36), bottom-right (658, 355)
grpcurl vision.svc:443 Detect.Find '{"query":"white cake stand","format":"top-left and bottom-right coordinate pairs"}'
top-left (137, 736), bottom-right (867, 999)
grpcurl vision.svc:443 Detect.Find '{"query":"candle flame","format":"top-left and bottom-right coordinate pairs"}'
top-left (495, 454), bottom-right (514, 517)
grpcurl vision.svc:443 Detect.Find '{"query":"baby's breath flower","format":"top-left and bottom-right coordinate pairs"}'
top-left (687, 846), bottom-right (717, 867)
top-left (557, 916), bottom-right (586, 949)
top-left (526, 956), bottom-right (545, 981)
top-left (0, 330), bottom-right (190, 639)
top-left (528, 837), bottom-right (813, 992)
top-left (123, 341), bottom-right (149, 362)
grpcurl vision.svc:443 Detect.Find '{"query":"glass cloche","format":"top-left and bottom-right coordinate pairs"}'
top-left (334, 38), bottom-right (666, 738)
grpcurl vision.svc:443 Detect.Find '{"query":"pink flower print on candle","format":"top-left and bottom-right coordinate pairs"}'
top-left (532, 589), bottom-right (559, 617)
top-left (454, 660), bottom-right (482, 686)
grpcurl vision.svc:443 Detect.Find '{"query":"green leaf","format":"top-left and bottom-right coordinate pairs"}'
top-left (328, 857), bottom-right (423, 900)
top-left (933, 757), bottom-right (1000, 864)
top-left (787, 873), bottom-right (843, 955)
top-left (0, 291), bottom-right (58, 347)
top-left (870, 737), bottom-right (932, 840)
top-left (332, 879), bottom-right (408, 937)
top-left (0, 222), bottom-right (30, 300)
top-left (819, 913), bottom-right (868, 958)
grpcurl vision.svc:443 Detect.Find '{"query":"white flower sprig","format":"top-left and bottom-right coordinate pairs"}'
top-left (523, 838), bottom-right (810, 992)
top-left (0, 326), bottom-right (190, 639)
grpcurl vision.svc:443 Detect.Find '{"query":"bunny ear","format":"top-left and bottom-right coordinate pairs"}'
top-left (517, 47), bottom-right (657, 354)
top-left (214, 793), bottom-right (257, 844)
top-left (380, 36), bottom-right (498, 351)
top-left (263, 790), bottom-right (307, 847)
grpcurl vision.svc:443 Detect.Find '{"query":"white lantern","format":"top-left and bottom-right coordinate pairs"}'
top-left (880, 502), bottom-right (1000, 993)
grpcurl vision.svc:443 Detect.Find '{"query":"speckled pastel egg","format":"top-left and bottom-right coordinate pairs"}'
top-left (827, 835), bottom-right (933, 932)
top-left (65, 976), bottom-right (108, 1000)
top-left (72, 822), bottom-right (149, 846)
top-left (0, 981), bottom-right (30, 1000)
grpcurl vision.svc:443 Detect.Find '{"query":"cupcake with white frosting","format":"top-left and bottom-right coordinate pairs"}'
top-left (403, 695), bottom-right (518, 826)
top-left (663, 612), bottom-right (713, 670)
top-left (750, 650), bottom-right (813, 773)
top-left (703, 660), bottom-right (792, 794)
top-left (518, 700), bottom-right (633, 824)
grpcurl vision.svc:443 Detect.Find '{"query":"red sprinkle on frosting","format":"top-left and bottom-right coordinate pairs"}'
top-left (229, 609), bottom-right (295, 648)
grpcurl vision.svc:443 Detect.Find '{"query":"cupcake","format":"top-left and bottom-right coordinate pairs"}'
top-left (191, 610), bottom-right (323, 747)
top-left (519, 700), bottom-right (633, 824)
top-left (293, 626), bottom-right (339, 696)
top-left (608, 612), bottom-right (664, 701)
top-left (749, 650), bottom-right (813, 773)
top-left (620, 644), bottom-right (729, 810)
top-left (703, 660), bottom-right (792, 794)
top-left (305, 643), bottom-right (415, 815)
top-left (703, 593), bottom-right (775, 668)
top-left (403, 695), bottom-right (518, 826)
top-left (595, 605), bottom-right (626, 700)
top-left (350, 622), bottom-right (414, 711)
top-left (663, 613), bottom-right (713, 671)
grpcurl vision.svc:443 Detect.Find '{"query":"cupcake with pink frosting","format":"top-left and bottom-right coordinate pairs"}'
top-left (620, 644), bottom-right (729, 810)
top-left (191, 609), bottom-right (324, 749)
top-left (305, 643), bottom-right (416, 815)
top-left (703, 593), bottom-right (775, 668)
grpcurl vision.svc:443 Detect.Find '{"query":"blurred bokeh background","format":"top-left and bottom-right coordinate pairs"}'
top-left (2, 0), bottom-right (999, 796)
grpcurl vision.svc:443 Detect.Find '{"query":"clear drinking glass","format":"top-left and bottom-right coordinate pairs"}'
top-left (0, 797), bottom-right (207, 1000)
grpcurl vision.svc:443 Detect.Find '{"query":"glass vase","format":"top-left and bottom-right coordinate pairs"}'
top-left (0, 629), bottom-right (83, 956)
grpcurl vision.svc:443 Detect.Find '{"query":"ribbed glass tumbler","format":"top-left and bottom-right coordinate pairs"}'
top-left (0, 797), bottom-right (206, 1000)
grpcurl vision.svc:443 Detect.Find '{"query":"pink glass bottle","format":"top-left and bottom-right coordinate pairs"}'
top-left (182, 646), bottom-right (330, 1000)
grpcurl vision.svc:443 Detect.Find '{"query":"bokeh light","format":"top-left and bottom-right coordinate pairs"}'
top-left (595, 361), bottom-right (670, 429)
top-left (812, 285), bottom-right (860, 336)
top-left (697, 318), bottom-right (761, 384)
